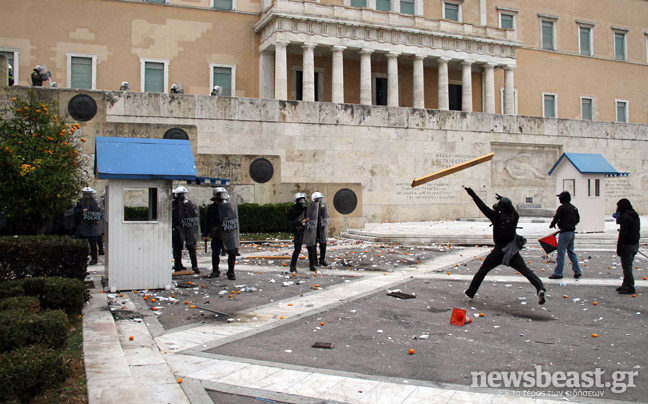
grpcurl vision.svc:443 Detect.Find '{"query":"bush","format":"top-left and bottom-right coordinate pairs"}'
top-left (0, 296), bottom-right (40, 314)
top-left (0, 309), bottom-right (69, 352)
top-left (22, 277), bottom-right (88, 316)
top-left (0, 280), bottom-right (25, 299)
top-left (200, 202), bottom-right (294, 234)
top-left (0, 235), bottom-right (88, 280)
top-left (0, 345), bottom-right (69, 404)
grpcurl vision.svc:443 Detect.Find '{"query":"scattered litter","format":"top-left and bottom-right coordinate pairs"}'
top-left (312, 342), bottom-right (335, 349)
top-left (387, 291), bottom-right (416, 299)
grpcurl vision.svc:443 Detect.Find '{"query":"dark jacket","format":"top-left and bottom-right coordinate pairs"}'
top-left (617, 199), bottom-right (640, 245)
top-left (469, 193), bottom-right (518, 247)
top-left (288, 204), bottom-right (307, 244)
top-left (203, 203), bottom-right (221, 239)
top-left (550, 203), bottom-right (580, 232)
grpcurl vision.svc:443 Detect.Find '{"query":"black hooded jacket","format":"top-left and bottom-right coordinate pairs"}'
top-left (469, 193), bottom-right (518, 246)
top-left (288, 203), bottom-right (307, 244)
top-left (550, 193), bottom-right (580, 232)
top-left (617, 198), bottom-right (640, 245)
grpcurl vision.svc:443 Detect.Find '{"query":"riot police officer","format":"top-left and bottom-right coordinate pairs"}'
top-left (203, 188), bottom-right (240, 280)
top-left (288, 192), bottom-right (308, 272)
top-left (75, 187), bottom-right (103, 265)
top-left (172, 186), bottom-right (200, 274)
top-left (312, 192), bottom-right (329, 266)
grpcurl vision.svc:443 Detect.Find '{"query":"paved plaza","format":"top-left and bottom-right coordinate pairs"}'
top-left (83, 219), bottom-right (647, 403)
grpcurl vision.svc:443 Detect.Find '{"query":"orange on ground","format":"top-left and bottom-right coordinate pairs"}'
top-left (320, 322), bottom-right (325, 326)
top-left (129, 336), bottom-right (134, 341)
top-left (152, 307), bottom-right (157, 311)
top-left (237, 291), bottom-right (241, 294)
top-left (177, 378), bottom-right (183, 383)
top-left (563, 295), bottom-right (568, 298)
top-left (632, 294), bottom-right (636, 297)
top-left (228, 295), bottom-right (233, 298)
top-left (189, 305), bottom-right (196, 309)
top-left (479, 313), bottom-right (484, 317)
top-left (593, 302), bottom-right (598, 305)
top-left (409, 349), bottom-right (415, 355)
top-left (592, 333), bottom-right (598, 338)
top-left (280, 316), bottom-right (284, 319)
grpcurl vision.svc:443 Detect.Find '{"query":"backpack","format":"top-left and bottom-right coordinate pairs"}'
top-left (497, 211), bottom-right (518, 242)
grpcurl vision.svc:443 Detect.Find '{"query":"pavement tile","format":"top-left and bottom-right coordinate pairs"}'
top-left (86, 376), bottom-right (142, 403)
top-left (398, 386), bottom-right (455, 404)
top-left (84, 342), bottom-right (131, 381)
top-left (134, 381), bottom-right (191, 404)
top-left (318, 377), bottom-right (380, 403)
top-left (130, 363), bottom-right (178, 385)
top-left (491, 394), bottom-right (537, 404)
top-left (123, 346), bottom-right (166, 366)
top-left (186, 359), bottom-right (249, 381)
top-left (450, 390), bottom-right (495, 404)
top-left (219, 363), bottom-right (283, 386)
top-left (358, 381), bottom-right (418, 404)
top-left (165, 354), bottom-right (219, 377)
top-left (282, 373), bottom-right (345, 397)
top-left (249, 368), bottom-right (312, 392)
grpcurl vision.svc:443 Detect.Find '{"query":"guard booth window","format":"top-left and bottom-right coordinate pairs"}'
top-left (124, 188), bottom-right (158, 221)
top-left (588, 179), bottom-right (600, 197)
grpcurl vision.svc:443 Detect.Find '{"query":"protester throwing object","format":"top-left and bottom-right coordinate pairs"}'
top-left (463, 186), bottom-right (547, 305)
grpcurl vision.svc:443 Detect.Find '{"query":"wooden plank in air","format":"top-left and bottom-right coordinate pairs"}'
top-left (411, 153), bottom-right (494, 188)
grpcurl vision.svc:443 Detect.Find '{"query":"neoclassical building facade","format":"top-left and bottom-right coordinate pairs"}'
top-left (2, 0), bottom-right (647, 122)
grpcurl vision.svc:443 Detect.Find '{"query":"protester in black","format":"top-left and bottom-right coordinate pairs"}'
top-left (464, 187), bottom-right (546, 305)
top-left (615, 198), bottom-right (640, 294)
top-left (549, 191), bottom-right (581, 279)
top-left (288, 192), bottom-right (308, 273)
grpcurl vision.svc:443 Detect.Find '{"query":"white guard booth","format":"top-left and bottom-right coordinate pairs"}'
top-left (548, 152), bottom-right (628, 233)
top-left (94, 136), bottom-right (197, 291)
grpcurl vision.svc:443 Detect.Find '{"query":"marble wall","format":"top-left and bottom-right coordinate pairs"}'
top-left (2, 86), bottom-right (646, 234)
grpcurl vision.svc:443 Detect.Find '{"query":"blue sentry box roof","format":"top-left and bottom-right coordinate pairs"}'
top-left (95, 137), bottom-right (197, 180)
top-left (548, 153), bottom-right (624, 176)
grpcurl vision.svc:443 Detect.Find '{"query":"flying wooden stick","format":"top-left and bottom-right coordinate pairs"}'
top-left (411, 153), bottom-right (495, 188)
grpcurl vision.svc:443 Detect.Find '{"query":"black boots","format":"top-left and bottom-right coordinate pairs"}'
top-left (307, 246), bottom-right (317, 271)
top-left (189, 247), bottom-right (199, 274)
top-left (318, 243), bottom-right (328, 266)
top-left (227, 254), bottom-right (236, 280)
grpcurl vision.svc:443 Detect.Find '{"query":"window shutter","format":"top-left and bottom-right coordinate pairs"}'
top-left (581, 98), bottom-right (592, 120)
top-left (213, 0), bottom-right (232, 10)
top-left (445, 4), bottom-right (459, 21)
top-left (351, 0), bottom-right (367, 7)
top-left (501, 14), bottom-right (514, 29)
top-left (212, 67), bottom-right (232, 96)
top-left (144, 62), bottom-right (164, 93)
top-left (400, 0), bottom-right (414, 15)
top-left (579, 27), bottom-right (590, 55)
top-left (615, 33), bottom-right (625, 60)
top-left (71, 57), bottom-right (92, 89)
top-left (376, 0), bottom-right (390, 11)
top-left (544, 95), bottom-right (555, 118)
top-left (542, 21), bottom-right (554, 50)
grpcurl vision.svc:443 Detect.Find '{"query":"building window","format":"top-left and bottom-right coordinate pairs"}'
top-left (541, 20), bottom-right (556, 50)
top-left (376, 0), bottom-right (390, 12)
top-left (0, 48), bottom-right (18, 86)
top-left (580, 97), bottom-right (593, 121)
top-left (500, 13), bottom-right (515, 30)
top-left (443, 2), bottom-right (460, 22)
top-left (588, 179), bottom-right (600, 197)
top-left (543, 93), bottom-right (557, 118)
top-left (351, 0), bottom-right (366, 7)
top-left (614, 31), bottom-right (627, 61)
top-left (140, 59), bottom-right (168, 93)
top-left (212, 0), bottom-right (235, 10)
top-left (400, 0), bottom-right (414, 15)
top-left (67, 53), bottom-right (96, 90)
top-left (499, 88), bottom-right (518, 115)
top-left (579, 26), bottom-right (593, 56)
top-left (210, 64), bottom-right (235, 97)
top-left (616, 100), bottom-right (628, 123)
top-left (145, 0), bottom-right (167, 3)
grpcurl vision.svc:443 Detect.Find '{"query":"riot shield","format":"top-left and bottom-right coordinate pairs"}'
top-left (317, 202), bottom-right (329, 242)
top-left (219, 201), bottom-right (240, 251)
top-left (79, 198), bottom-right (103, 237)
top-left (303, 201), bottom-right (319, 247)
top-left (178, 201), bottom-right (200, 247)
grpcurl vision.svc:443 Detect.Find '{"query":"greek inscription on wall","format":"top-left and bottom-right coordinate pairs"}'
top-left (606, 178), bottom-right (642, 201)
top-left (194, 155), bottom-right (242, 183)
top-left (395, 181), bottom-right (452, 201)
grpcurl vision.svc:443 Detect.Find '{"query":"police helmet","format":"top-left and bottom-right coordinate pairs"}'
top-left (293, 192), bottom-right (307, 204)
top-left (311, 192), bottom-right (324, 202)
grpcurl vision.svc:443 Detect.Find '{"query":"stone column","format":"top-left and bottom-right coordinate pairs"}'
top-left (302, 42), bottom-right (316, 102)
top-left (437, 57), bottom-right (450, 110)
top-left (259, 52), bottom-right (275, 99)
top-left (387, 52), bottom-right (400, 107)
top-left (483, 63), bottom-right (495, 113)
top-left (360, 48), bottom-right (373, 106)
top-left (413, 55), bottom-right (425, 109)
top-left (461, 60), bottom-right (473, 112)
top-left (274, 41), bottom-right (289, 100)
top-left (504, 65), bottom-right (516, 115)
top-left (332, 45), bottom-right (346, 104)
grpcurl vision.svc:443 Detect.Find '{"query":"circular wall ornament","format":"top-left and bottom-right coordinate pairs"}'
top-left (249, 158), bottom-right (274, 183)
top-left (67, 94), bottom-right (97, 122)
top-left (333, 188), bottom-right (358, 215)
top-left (163, 128), bottom-right (189, 140)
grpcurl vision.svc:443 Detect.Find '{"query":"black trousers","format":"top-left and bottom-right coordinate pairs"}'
top-left (211, 238), bottom-right (236, 275)
top-left (290, 242), bottom-right (302, 269)
top-left (466, 246), bottom-right (545, 297)
top-left (172, 229), bottom-right (197, 269)
top-left (87, 236), bottom-right (98, 261)
top-left (619, 244), bottom-right (638, 288)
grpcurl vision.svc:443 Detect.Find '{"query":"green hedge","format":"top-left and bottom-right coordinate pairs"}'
top-left (0, 345), bottom-right (69, 404)
top-left (0, 296), bottom-right (40, 314)
top-left (0, 236), bottom-right (88, 281)
top-left (200, 202), bottom-right (294, 234)
top-left (0, 277), bottom-right (88, 317)
top-left (0, 309), bottom-right (69, 352)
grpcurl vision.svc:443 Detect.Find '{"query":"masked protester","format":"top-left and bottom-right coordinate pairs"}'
top-left (464, 187), bottom-right (547, 305)
top-left (615, 198), bottom-right (640, 295)
top-left (75, 187), bottom-right (103, 265)
top-left (288, 193), bottom-right (308, 272)
top-left (172, 186), bottom-right (200, 274)
top-left (311, 192), bottom-right (329, 267)
top-left (203, 188), bottom-right (240, 280)
top-left (549, 191), bottom-right (581, 279)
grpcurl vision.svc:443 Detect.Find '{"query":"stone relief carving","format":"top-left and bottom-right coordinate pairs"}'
top-left (495, 153), bottom-right (546, 180)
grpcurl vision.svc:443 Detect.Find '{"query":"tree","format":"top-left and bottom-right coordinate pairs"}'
top-left (0, 91), bottom-right (87, 234)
